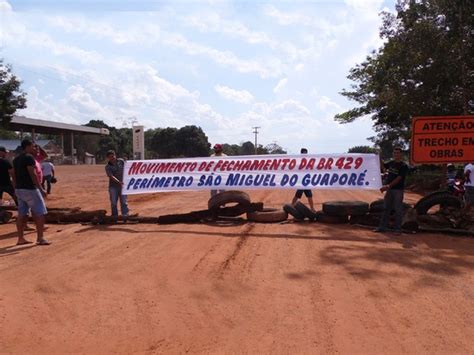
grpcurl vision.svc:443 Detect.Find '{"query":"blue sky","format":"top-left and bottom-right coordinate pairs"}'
top-left (0, 0), bottom-right (395, 154)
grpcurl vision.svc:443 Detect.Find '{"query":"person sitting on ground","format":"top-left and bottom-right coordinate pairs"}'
top-left (105, 150), bottom-right (129, 220)
top-left (12, 139), bottom-right (50, 245)
top-left (210, 144), bottom-right (227, 197)
top-left (41, 159), bottom-right (55, 194)
top-left (292, 148), bottom-right (315, 211)
top-left (0, 146), bottom-right (17, 205)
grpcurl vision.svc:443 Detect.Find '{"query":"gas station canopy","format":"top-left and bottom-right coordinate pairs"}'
top-left (9, 115), bottom-right (109, 136)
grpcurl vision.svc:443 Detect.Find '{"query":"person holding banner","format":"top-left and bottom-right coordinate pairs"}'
top-left (375, 146), bottom-right (408, 234)
top-left (210, 144), bottom-right (227, 197)
top-left (105, 150), bottom-right (129, 220)
top-left (292, 148), bottom-right (315, 211)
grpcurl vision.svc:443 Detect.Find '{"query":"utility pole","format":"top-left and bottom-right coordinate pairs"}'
top-left (252, 126), bottom-right (260, 155)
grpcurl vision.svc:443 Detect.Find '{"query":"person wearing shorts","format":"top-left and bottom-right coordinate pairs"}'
top-left (292, 148), bottom-right (315, 211)
top-left (12, 139), bottom-right (50, 246)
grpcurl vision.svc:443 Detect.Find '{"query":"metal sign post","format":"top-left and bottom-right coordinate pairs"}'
top-left (132, 125), bottom-right (145, 160)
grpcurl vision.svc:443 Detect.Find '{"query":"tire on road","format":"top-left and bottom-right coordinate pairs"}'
top-left (315, 211), bottom-right (349, 224)
top-left (369, 199), bottom-right (411, 213)
top-left (0, 209), bottom-right (13, 224)
top-left (294, 201), bottom-right (317, 220)
top-left (247, 208), bottom-right (288, 223)
top-left (216, 202), bottom-right (263, 217)
top-left (414, 191), bottom-right (462, 215)
top-left (323, 201), bottom-right (369, 216)
top-left (208, 191), bottom-right (251, 212)
top-left (283, 203), bottom-right (305, 220)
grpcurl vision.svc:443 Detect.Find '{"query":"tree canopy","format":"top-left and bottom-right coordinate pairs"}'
top-left (0, 60), bottom-right (27, 127)
top-left (347, 145), bottom-right (378, 154)
top-left (335, 0), bottom-right (473, 148)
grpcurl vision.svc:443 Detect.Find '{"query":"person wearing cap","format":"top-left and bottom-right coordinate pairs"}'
top-left (0, 146), bottom-right (17, 205)
top-left (12, 139), bottom-right (50, 246)
top-left (210, 144), bottom-right (227, 197)
top-left (292, 148), bottom-right (315, 211)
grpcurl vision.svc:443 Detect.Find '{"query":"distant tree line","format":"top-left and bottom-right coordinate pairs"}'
top-left (54, 120), bottom-right (287, 161)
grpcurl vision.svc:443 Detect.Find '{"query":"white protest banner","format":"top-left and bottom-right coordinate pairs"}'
top-left (122, 153), bottom-right (382, 195)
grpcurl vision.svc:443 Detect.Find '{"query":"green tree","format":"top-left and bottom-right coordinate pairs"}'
top-left (265, 143), bottom-right (287, 154)
top-left (150, 127), bottom-right (179, 158)
top-left (175, 125), bottom-right (210, 157)
top-left (347, 145), bottom-right (378, 154)
top-left (239, 141), bottom-right (255, 155)
top-left (0, 127), bottom-right (18, 139)
top-left (335, 0), bottom-right (473, 148)
top-left (221, 143), bottom-right (241, 156)
top-left (0, 60), bottom-right (27, 127)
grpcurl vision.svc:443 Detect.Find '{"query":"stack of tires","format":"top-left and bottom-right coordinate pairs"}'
top-left (282, 201), bottom-right (370, 224)
top-left (283, 202), bottom-right (317, 221)
top-left (320, 201), bottom-right (369, 224)
top-left (208, 191), bottom-right (289, 224)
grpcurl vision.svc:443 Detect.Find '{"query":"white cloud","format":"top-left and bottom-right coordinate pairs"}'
top-left (7, 0), bottom-right (383, 153)
top-left (182, 12), bottom-right (299, 59)
top-left (316, 95), bottom-right (342, 112)
top-left (263, 5), bottom-right (312, 26)
top-left (0, 0), bottom-right (12, 12)
top-left (46, 15), bottom-right (283, 79)
top-left (273, 78), bottom-right (288, 94)
top-left (214, 85), bottom-right (254, 104)
top-left (66, 85), bottom-right (104, 115)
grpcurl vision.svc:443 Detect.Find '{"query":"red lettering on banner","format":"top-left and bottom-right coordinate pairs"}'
top-left (128, 162), bottom-right (142, 175)
top-left (234, 160), bottom-right (244, 171)
top-left (263, 159), bottom-right (272, 170)
top-left (270, 159), bottom-right (280, 170)
top-left (250, 160), bottom-right (265, 170)
top-left (317, 158), bottom-right (326, 170)
top-left (242, 160), bottom-right (252, 170)
top-left (214, 160), bottom-right (223, 171)
top-left (205, 161), bottom-right (214, 171)
top-left (175, 162), bottom-right (184, 173)
top-left (281, 159), bottom-right (290, 169)
top-left (325, 158), bottom-right (333, 170)
top-left (288, 159), bottom-right (297, 170)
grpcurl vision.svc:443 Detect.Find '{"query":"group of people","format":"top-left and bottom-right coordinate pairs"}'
top-left (104, 143), bottom-right (473, 235)
top-left (2, 140), bottom-right (472, 246)
top-left (0, 139), bottom-right (56, 246)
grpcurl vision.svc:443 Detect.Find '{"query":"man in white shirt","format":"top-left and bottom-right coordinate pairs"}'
top-left (464, 163), bottom-right (473, 213)
top-left (41, 160), bottom-right (55, 194)
top-left (210, 144), bottom-right (227, 197)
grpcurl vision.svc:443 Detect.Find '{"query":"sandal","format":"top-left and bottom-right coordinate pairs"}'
top-left (36, 239), bottom-right (51, 246)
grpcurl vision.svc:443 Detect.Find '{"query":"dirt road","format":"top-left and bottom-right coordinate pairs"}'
top-left (1, 166), bottom-right (473, 353)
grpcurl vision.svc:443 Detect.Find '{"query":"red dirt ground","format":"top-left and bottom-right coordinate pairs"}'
top-left (0, 165), bottom-right (473, 354)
